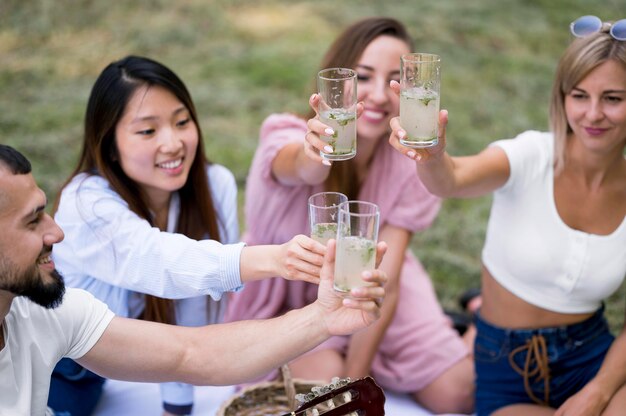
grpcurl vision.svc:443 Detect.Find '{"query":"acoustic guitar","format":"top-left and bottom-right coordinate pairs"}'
top-left (281, 376), bottom-right (385, 415)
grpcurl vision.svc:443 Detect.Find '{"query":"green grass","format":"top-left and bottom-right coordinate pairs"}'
top-left (2, 0), bottom-right (624, 331)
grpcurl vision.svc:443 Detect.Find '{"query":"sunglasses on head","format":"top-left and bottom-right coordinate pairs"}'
top-left (570, 15), bottom-right (626, 41)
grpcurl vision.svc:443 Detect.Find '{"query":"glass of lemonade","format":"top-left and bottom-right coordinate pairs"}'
top-left (317, 68), bottom-right (357, 161)
top-left (399, 53), bottom-right (441, 148)
top-left (334, 201), bottom-right (379, 294)
top-left (308, 191), bottom-right (348, 245)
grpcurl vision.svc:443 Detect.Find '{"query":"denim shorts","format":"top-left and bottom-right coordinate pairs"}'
top-left (474, 306), bottom-right (614, 415)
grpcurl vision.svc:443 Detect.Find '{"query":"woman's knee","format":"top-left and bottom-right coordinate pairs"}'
top-left (289, 349), bottom-right (345, 381)
top-left (413, 357), bottom-right (475, 414)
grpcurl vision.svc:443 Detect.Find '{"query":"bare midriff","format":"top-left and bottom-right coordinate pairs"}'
top-left (479, 265), bottom-right (595, 329)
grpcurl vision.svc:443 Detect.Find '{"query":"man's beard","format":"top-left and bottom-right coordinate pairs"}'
top-left (0, 258), bottom-right (66, 309)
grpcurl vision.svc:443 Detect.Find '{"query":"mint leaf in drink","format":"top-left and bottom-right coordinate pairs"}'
top-left (337, 115), bottom-right (355, 127)
top-left (420, 96), bottom-right (434, 106)
top-left (361, 243), bottom-right (375, 264)
top-left (314, 223), bottom-right (337, 235)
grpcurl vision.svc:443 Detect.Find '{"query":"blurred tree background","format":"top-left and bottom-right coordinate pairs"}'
top-left (1, 0), bottom-right (624, 328)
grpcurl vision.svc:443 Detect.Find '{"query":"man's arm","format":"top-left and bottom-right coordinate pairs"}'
top-left (78, 304), bottom-right (328, 385)
top-left (77, 240), bottom-right (386, 386)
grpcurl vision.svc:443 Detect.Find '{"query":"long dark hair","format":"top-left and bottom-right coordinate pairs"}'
top-left (309, 17), bottom-right (413, 199)
top-left (56, 56), bottom-right (221, 324)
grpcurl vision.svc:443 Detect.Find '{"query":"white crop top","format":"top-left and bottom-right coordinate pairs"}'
top-left (482, 130), bottom-right (626, 313)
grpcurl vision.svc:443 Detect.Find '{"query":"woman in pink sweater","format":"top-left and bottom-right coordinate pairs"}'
top-left (225, 17), bottom-right (474, 414)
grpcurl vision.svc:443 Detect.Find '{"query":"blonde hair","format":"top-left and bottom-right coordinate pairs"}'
top-left (549, 30), bottom-right (626, 174)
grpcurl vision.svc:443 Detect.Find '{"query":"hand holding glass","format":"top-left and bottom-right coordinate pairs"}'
top-left (399, 53), bottom-right (441, 148)
top-left (317, 68), bottom-right (358, 161)
top-left (334, 201), bottom-right (380, 293)
top-left (308, 192), bottom-right (348, 245)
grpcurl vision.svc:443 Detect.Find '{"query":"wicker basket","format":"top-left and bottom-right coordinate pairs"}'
top-left (216, 365), bottom-right (324, 416)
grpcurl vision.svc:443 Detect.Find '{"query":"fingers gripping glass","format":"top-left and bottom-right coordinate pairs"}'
top-left (570, 15), bottom-right (626, 41)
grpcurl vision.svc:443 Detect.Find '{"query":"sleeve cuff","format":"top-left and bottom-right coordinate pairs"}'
top-left (221, 241), bottom-right (246, 291)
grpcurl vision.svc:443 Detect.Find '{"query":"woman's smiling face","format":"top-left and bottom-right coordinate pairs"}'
top-left (565, 59), bottom-right (626, 154)
top-left (355, 35), bottom-right (411, 143)
top-left (114, 84), bottom-right (198, 208)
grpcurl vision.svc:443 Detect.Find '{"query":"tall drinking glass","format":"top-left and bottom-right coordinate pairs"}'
top-left (399, 53), bottom-right (441, 148)
top-left (317, 68), bottom-right (358, 161)
top-left (308, 192), bottom-right (348, 245)
top-left (334, 201), bottom-right (379, 293)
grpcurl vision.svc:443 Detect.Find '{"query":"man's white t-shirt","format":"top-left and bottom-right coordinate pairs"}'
top-left (0, 288), bottom-right (114, 416)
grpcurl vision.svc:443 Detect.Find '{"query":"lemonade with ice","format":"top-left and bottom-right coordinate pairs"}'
top-left (334, 236), bottom-right (376, 293)
top-left (320, 109), bottom-right (357, 161)
top-left (311, 222), bottom-right (338, 245)
top-left (400, 87), bottom-right (439, 147)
